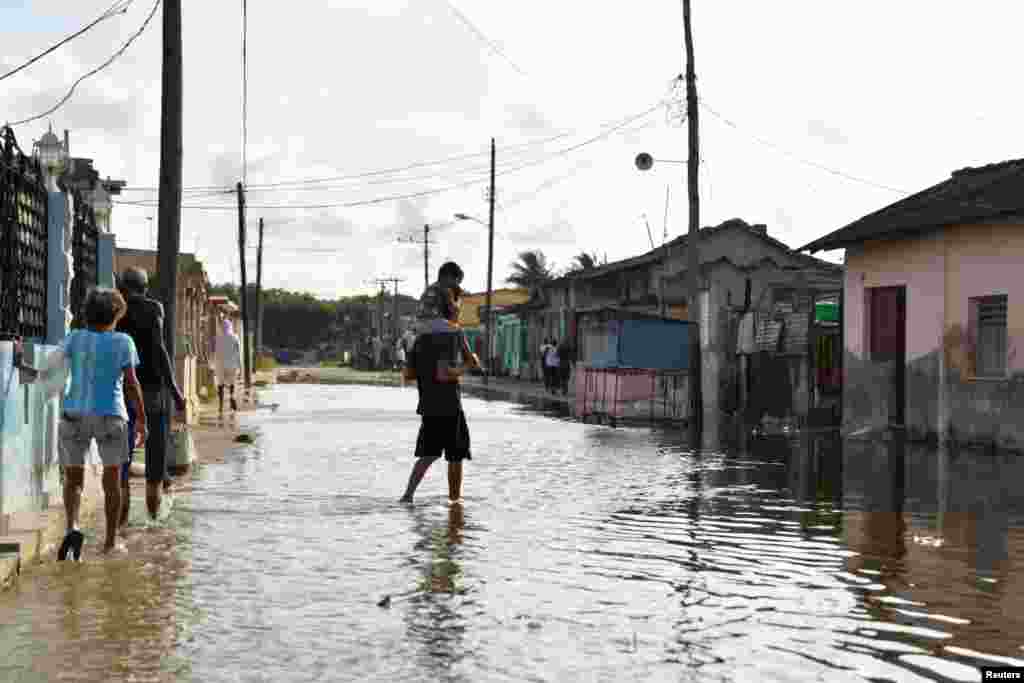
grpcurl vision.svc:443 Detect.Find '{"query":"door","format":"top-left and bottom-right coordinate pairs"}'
top-left (868, 286), bottom-right (906, 426)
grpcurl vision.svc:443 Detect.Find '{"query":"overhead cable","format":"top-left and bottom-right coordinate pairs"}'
top-left (113, 102), bottom-right (661, 211)
top-left (9, 0), bottom-right (162, 127)
top-left (699, 99), bottom-right (907, 194)
top-left (0, 1), bottom-right (132, 84)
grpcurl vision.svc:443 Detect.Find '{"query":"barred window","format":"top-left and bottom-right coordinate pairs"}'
top-left (971, 294), bottom-right (1008, 377)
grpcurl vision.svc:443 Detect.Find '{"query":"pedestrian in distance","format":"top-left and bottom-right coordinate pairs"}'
top-left (399, 262), bottom-right (478, 506)
top-left (539, 337), bottom-right (554, 390)
top-left (213, 317), bottom-right (243, 416)
top-left (28, 288), bottom-right (147, 558)
top-left (117, 268), bottom-right (188, 526)
top-left (556, 337), bottom-right (574, 396)
top-left (544, 337), bottom-right (561, 395)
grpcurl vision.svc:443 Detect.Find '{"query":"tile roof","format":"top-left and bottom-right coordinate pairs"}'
top-left (562, 218), bottom-right (841, 282)
top-left (800, 158), bottom-right (1024, 253)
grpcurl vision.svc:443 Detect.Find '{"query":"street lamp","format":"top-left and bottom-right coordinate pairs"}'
top-left (454, 212), bottom-right (493, 385)
top-left (92, 182), bottom-right (112, 233)
top-left (32, 123), bottom-right (67, 191)
top-left (634, 152), bottom-right (686, 170)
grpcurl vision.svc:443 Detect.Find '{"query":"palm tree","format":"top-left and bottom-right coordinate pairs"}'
top-left (506, 249), bottom-right (554, 289)
top-left (570, 251), bottom-right (602, 272)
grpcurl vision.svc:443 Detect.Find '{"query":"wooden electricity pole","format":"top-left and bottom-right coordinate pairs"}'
top-left (371, 277), bottom-right (406, 338)
top-left (683, 0), bottom-right (703, 439)
top-left (155, 0), bottom-right (183, 356)
top-left (237, 182), bottom-right (251, 391)
top-left (397, 224), bottom-right (437, 292)
top-left (484, 137), bottom-right (496, 386)
top-left (255, 216), bottom-right (264, 353)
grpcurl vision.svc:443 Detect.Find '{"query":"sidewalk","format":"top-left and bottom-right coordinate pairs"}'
top-left (0, 373), bottom-right (272, 592)
top-left (462, 373), bottom-right (575, 405)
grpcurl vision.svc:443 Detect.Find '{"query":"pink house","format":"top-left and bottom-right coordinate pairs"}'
top-left (802, 159), bottom-right (1024, 451)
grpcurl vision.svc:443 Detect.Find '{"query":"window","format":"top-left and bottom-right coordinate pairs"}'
top-left (971, 294), bottom-right (1008, 377)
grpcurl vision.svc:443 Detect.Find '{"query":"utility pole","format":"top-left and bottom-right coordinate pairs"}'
top-left (255, 216), bottom-right (264, 354)
top-left (397, 224), bottom-right (436, 292)
top-left (683, 0), bottom-right (703, 439)
top-left (155, 0), bottom-right (183, 357)
top-left (237, 182), bottom-right (251, 391)
top-left (484, 137), bottom-right (496, 386)
top-left (371, 277), bottom-right (406, 339)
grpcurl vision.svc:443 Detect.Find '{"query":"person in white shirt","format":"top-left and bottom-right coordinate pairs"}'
top-left (214, 318), bottom-right (242, 415)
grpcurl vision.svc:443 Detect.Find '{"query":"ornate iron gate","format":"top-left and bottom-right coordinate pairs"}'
top-left (69, 188), bottom-right (99, 327)
top-left (0, 127), bottom-right (48, 340)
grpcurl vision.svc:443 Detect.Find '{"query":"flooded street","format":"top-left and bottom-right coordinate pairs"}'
top-left (2, 383), bottom-right (1023, 682)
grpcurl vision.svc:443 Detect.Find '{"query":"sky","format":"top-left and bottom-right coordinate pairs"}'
top-left (2, 1), bottom-right (1023, 300)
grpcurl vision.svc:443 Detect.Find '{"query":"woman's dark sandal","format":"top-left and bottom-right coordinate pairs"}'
top-left (58, 530), bottom-right (84, 561)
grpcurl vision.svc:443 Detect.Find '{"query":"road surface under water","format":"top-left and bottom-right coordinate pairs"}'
top-left (1, 383), bottom-right (1023, 682)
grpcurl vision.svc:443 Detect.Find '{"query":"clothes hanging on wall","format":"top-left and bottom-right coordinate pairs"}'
top-left (737, 311), bottom-right (756, 355)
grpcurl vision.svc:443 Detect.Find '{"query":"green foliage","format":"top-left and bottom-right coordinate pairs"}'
top-left (204, 282), bottom-right (418, 352)
top-left (506, 249), bottom-right (555, 288)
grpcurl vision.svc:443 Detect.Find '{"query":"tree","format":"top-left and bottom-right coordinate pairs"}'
top-left (506, 249), bottom-right (554, 289)
top-left (569, 251), bottom-right (605, 273)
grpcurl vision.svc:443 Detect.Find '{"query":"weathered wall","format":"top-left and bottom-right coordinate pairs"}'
top-left (0, 343), bottom-right (63, 525)
top-left (843, 226), bottom-right (1024, 450)
top-left (944, 221), bottom-right (1024, 372)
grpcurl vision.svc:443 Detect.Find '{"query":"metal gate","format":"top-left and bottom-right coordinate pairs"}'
top-left (0, 127), bottom-right (48, 340)
top-left (69, 187), bottom-right (99, 327)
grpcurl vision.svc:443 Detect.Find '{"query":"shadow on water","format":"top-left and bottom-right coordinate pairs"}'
top-left (401, 505), bottom-right (475, 682)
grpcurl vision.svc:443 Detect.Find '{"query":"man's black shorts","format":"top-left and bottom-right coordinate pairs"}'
top-left (414, 412), bottom-right (471, 462)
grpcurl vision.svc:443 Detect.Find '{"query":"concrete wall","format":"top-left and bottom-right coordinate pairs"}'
top-left (843, 224), bottom-right (1024, 450)
top-left (0, 343), bottom-right (64, 526)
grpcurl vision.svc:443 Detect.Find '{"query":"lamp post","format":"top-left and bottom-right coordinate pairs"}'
top-left (32, 123), bottom-right (67, 192)
top-left (636, 150), bottom-right (702, 435)
top-left (454, 212), bottom-right (493, 385)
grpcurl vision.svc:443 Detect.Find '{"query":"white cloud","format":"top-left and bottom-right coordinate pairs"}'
top-left (2, 0), bottom-right (1022, 299)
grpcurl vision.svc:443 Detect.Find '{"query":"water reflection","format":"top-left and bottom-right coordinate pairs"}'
top-left (3, 383), bottom-right (1024, 682)
top-left (403, 505), bottom-right (472, 682)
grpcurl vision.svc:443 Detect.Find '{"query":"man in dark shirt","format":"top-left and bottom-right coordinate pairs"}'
top-left (398, 317), bottom-right (471, 505)
top-left (116, 267), bottom-right (187, 526)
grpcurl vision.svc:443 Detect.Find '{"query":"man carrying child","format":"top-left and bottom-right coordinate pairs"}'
top-left (398, 262), bottom-right (480, 505)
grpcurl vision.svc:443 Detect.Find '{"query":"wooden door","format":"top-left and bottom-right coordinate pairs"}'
top-left (869, 286), bottom-right (906, 426)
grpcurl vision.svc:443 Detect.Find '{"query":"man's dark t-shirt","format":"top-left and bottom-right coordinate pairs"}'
top-left (117, 293), bottom-right (169, 389)
top-left (408, 332), bottom-right (462, 417)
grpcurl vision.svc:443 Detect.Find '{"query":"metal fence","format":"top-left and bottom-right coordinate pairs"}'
top-left (0, 127), bottom-right (48, 340)
top-left (69, 187), bottom-right (99, 327)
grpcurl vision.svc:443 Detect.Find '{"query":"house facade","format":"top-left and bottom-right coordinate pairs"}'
top-left (519, 219), bottom-right (844, 389)
top-left (802, 159), bottom-right (1024, 451)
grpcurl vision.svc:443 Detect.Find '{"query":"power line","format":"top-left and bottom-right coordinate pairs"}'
top-left (0, 1), bottom-right (132, 84)
top-left (9, 0), bottom-right (161, 127)
top-left (115, 129), bottom-right (580, 193)
top-left (113, 102), bottom-right (661, 211)
top-left (699, 99), bottom-right (907, 194)
top-left (443, 0), bottom-right (526, 76)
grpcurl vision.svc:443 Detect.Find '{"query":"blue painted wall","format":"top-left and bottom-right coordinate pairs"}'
top-left (587, 318), bottom-right (694, 370)
top-left (0, 343), bottom-right (62, 520)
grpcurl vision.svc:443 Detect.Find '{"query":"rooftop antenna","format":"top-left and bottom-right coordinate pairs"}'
top-left (642, 214), bottom-right (655, 250)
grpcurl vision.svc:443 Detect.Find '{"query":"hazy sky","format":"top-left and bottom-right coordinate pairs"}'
top-left (2, 1), bottom-right (1021, 299)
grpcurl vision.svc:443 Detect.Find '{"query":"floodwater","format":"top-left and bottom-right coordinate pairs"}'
top-left (1, 383), bottom-right (1024, 682)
